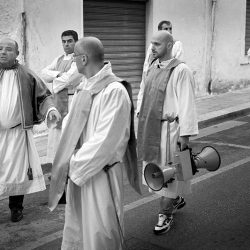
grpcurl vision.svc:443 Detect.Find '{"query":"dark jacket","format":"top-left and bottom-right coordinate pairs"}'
top-left (16, 64), bottom-right (55, 129)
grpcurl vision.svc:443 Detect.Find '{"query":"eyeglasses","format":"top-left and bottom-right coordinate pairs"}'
top-left (73, 53), bottom-right (85, 58)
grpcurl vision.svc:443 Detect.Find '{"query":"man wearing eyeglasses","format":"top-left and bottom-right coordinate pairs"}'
top-left (48, 36), bottom-right (141, 250)
top-left (41, 30), bottom-right (81, 164)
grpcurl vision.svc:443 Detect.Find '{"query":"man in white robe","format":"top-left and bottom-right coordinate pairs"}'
top-left (48, 37), bottom-right (140, 250)
top-left (137, 31), bottom-right (198, 234)
top-left (0, 38), bottom-right (61, 222)
top-left (41, 30), bottom-right (81, 164)
top-left (136, 20), bottom-right (184, 115)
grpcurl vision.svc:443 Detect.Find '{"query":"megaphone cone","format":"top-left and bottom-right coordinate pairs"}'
top-left (144, 163), bottom-right (176, 191)
top-left (193, 146), bottom-right (221, 172)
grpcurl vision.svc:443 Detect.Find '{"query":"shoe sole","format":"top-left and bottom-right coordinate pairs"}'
top-left (153, 220), bottom-right (173, 235)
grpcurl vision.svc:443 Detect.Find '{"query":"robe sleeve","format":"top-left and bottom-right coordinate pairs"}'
top-left (175, 65), bottom-right (198, 136)
top-left (41, 56), bottom-right (60, 83)
top-left (136, 44), bottom-right (152, 115)
top-left (45, 107), bottom-right (57, 128)
top-left (143, 44), bottom-right (153, 73)
top-left (172, 41), bottom-right (184, 61)
top-left (67, 72), bottom-right (84, 89)
top-left (69, 85), bottom-right (131, 186)
top-left (31, 76), bottom-right (55, 121)
top-left (52, 62), bottom-right (78, 93)
top-left (136, 73), bottom-right (145, 115)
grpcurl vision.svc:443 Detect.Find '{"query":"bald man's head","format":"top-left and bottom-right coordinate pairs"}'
top-left (75, 37), bottom-right (104, 62)
top-left (0, 38), bottom-right (19, 68)
top-left (151, 30), bottom-right (173, 61)
top-left (74, 37), bottom-right (104, 74)
top-left (0, 38), bottom-right (19, 52)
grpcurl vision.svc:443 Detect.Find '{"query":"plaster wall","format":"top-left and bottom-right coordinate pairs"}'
top-left (211, 0), bottom-right (250, 92)
top-left (146, 0), bottom-right (207, 95)
top-left (0, 0), bottom-right (24, 62)
top-left (24, 0), bottom-right (82, 75)
top-left (0, 0), bottom-right (20, 37)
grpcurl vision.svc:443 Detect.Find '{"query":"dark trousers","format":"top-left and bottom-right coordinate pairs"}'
top-left (9, 195), bottom-right (24, 211)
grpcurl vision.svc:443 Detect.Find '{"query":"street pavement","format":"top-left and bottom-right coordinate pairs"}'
top-left (0, 87), bottom-right (250, 250)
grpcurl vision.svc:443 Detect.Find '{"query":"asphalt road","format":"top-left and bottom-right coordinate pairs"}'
top-left (0, 115), bottom-right (250, 250)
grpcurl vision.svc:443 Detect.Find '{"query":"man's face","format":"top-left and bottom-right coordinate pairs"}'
top-left (151, 36), bottom-right (168, 60)
top-left (73, 45), bottom-right (86, 74)
top-left (0, 39), bottom-right (18, 67)
top-left (160, 23), bottom-right (172, 34)
top-left (62, 35), bottom-right (76, 55)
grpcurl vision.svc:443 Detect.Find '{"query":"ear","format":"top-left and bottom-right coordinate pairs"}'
top-left (82, 54), bottom-right (88, 65)
top-left (167, 41), bottom-right (173, 50)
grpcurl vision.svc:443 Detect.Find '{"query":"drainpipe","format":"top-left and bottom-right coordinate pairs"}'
top-left (207, 0), bottom-right (217, 94)
top-left (20, 0), bottom-right (27, 65)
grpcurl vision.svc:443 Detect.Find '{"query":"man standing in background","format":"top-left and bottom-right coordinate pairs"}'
top-left (41, 30), bottom-right (80, 164)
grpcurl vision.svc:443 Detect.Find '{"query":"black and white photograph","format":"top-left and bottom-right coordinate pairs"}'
top-left (0, 0), bottom-right (250, 249)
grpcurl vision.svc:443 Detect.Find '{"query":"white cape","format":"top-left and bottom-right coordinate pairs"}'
top-left (61, 64), bottom-right (131, 250)
top-left (0, 70), bottom-right (45, 197)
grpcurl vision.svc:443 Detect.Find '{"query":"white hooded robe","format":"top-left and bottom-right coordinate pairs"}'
top-left (138, 59), bottom-right (198, 198)
top-left (61, 64), bottom-right (131, 250)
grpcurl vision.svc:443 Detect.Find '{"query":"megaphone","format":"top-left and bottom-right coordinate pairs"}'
top-left (192, 146), bottom-right (221, 172)
top-left (144, 146), bottom-right (221, 191)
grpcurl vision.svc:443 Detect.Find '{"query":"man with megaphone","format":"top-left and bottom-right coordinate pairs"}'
top-left (137, 30), bottom-right (199, 235)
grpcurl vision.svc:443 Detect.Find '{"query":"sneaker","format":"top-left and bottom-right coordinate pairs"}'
top-left (173, 196), bottom-right (186, 211)
top-left (153, 214), bottom-right (173, 235)
top-left (11, 209), bottom-right (23, 222)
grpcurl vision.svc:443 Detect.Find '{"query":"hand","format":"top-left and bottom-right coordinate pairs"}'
top-left (56, 72), bottom-right (63, 78)
top-left (177, 136), bottom-right (190, 151)
top-left (48, 109), bottom-right (61, 123)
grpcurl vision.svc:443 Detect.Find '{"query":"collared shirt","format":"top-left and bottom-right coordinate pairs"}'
top-left (77, 62), bottom-right (114, 91)
top-left (155, 58), bottom-right (175, 68)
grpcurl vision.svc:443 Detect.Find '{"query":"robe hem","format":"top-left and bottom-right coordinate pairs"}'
top-left (0, 175), bottom-right (46, 197)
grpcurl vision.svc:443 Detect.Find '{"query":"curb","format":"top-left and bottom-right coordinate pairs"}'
top-left (198, 104), bottom-right (250, 128)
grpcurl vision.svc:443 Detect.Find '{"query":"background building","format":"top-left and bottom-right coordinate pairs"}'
top-left (1, 0), bottom-right (250, 102)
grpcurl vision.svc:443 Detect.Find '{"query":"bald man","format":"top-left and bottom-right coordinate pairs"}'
top-left (136, 20), bottom-right (184, 116)
top-left (48, 37), bottom-right (140, 250)
top-left (137, 31), bottom-right (198, 234)
top-left (0, 38), bottom-right (60, 222)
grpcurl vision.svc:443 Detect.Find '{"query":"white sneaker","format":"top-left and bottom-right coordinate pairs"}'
top-left (153, 214), bottom-right (173, 235)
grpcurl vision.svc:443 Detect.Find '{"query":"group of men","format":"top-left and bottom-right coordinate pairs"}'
top-left (0, 19), bottom-right (198, 250)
